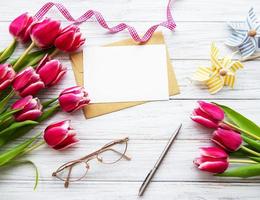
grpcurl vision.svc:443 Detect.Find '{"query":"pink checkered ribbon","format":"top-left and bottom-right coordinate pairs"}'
top-left (34, 0), bottom-right (176, 43)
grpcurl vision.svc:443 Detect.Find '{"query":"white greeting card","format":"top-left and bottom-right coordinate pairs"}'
top-left (83, 44), bottom-right (169, 103)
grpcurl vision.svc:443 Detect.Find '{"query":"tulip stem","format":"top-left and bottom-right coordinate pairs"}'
top-left (13, 42), bottom-right (35, 71)
top-left (240, 146), bottom-right (260, 157)
top-left (49, 48), bottom-right (60, 59)
top-left (229, 159), bottom-right (258, 164)
top-left (22, 140), bottom-right (45, 155)
top-left (42, 97), bottom-right (58, 108)
top-left (223, 120), bottom-right (260, 141)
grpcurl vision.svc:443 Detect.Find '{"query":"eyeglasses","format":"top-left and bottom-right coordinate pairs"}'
top-left (52, 137), bottom-right (131, 188)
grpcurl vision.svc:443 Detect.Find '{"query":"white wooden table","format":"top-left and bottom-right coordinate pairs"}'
top-left (1, 0), bottom-right (260, 199)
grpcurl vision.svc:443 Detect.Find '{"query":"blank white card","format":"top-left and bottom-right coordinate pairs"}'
top-left (83, 44), bottom-right (169, 103)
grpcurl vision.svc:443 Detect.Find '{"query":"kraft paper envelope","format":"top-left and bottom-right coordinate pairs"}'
top-left (70, 32), bottom-right (180, 119)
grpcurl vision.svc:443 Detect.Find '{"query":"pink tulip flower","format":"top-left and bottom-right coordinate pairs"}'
top-left (58, 86), bottom-right (90, 112)
top-left (212, 128), bottom-right (242, 152)
top-left (194, 146), bottom-right (229, 173)
top-left (11, 95), bottom-right (42, 121)
top-left (0, 64), bottom-right (16, 91)
top-left (36, 59), bottom-right (67, 87)
top-left (30, 18), bottom-right (61, 48)
top-left (191, 101), bottom-right (225, 128)
top-left (12, 67), bottom-right (45, 97)
top-left (43, 120), bottom-right (79, 150)
top-left (9, 12), bottom-right (34, 43)
top-left (54, 25), bottom-right (85, 52)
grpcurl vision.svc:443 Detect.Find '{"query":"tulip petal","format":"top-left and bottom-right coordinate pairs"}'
top-left (190, 115), bottom-right (219, 128)
top-left (50, 70), bottom-right (66, 86)
top-left (54, 31), bottom-right (75, 51)
top-left (71, 98), bottom-right (90, 112)
top-left (0, 65), bottom-right (8, 79)
top-left (44, 126), bottom-right (69, 147)
top-left (212, 128), bottom-right (242, 151)
top-left (12, 95), bottom-right (32, 109)
top-left (31, 19), bottom-right (61, 48)
top-left (13, 67), bottom-right (34, 90)
top-left (19, 81), bottom-right (45, 97)
top-left (53, 132), bottom-right (79, 150)
top-left (60, 86), bottom-right (82, 95)
top-left (200, 147), bottom-right (228, 159)
top-left (9, 13), bottom-right (29, 36)
top-left (45, 120), bottom-right (71, 132)
top-left (198, 101), bottom-right (224, 121)
top-left (198, 161), bottom-right (229, 173)
top-left (58, 93), bottom-right (82, 112)
top-left (15, 110), bottom-right (42, 121)
top-left (37, 60), bottom-right (60, 85)
top-left (194, 156), bottom-right (227, 166)
top-left (0, 80), bottom-right (12, 90)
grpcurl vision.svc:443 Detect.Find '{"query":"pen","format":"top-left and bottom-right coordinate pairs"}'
top-left (138, 123), bottom-right (182, 196)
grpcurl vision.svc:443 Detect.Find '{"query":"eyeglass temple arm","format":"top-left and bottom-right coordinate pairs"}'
top-left (64, 166), bottom-right (73, 188)
top-left (102, 148), bottom-right (131, 160)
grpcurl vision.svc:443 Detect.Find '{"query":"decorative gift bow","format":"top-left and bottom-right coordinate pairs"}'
top-left (226, 7), bottom-right (260, 61)
top-left (192, 43), bottom-right (243, 94)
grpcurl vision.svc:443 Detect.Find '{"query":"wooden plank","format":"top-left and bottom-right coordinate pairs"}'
top-left (0, 0), bottom-right (259, 22)
top-left (33, 61), bottom-right (260, 100)
top-left (1, 181), bottom-right (260, 200)
top-left (15, 99), bottom-right (260, 141)
top-left (0, 21), bottom-right (251, 60)
top-left (1, 139), bottom-right (260, 182)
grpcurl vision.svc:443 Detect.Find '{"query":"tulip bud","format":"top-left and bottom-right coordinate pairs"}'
top-left (36, 60), bottom-right (66, 87)
top-left (13, 67), bottom-right (45, 97)
top-left (191, 108), bottom-right (219, 128)
top-left (194, 147), bottom-right (229, 173)
top-left (198, 101), bottom-right (224, 121)
top-left (58, 86), bottom-right (90, 112)
top-left (11, 95), bottom-right (42, 121)
top-left (0, 64), bottom-right (16, 91)
top-left (43, 120), bottom-right (79, 150)
top-left (54, 25), bottom-right (85, 52)
top-left (212, 128), bottom-right (242, 152)
top-left (9, 12), bottom-right (34, 43)
top-left (191, 101), bottom-right (224, 128)
top-left (30, 18), bottom-right (61, 48)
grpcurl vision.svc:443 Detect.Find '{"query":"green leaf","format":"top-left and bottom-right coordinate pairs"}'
top-left (0, 39), bottom-right (17, 63)
top-left (37, 104), bottom-right (60, 122)
top-left (11, 48), bottom-right (54, 72)
top-left (0, 135), bottom-right (38, 166)
top-left (7, 160), bottom-right (39, 190)
top-left (216, 103), bottom-right (260, 137)
top-left (0, 105), bottom-right (58, 147)
top-left (217, 164), bottom-right (260, 177)
top-left (0, 90), bottom-right (15, 113)
top-left (242, 135), bottom-right (260, 152)
top-left (0, 120), bottom-right (38, 136)
top-left (0, 109), bottom-right (21, 123)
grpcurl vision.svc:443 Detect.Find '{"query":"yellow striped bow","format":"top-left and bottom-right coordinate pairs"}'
top-left (192, 43), bottom-right (243, 94)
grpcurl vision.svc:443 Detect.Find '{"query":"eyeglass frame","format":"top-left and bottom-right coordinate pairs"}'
top-left (52, 137), bottom-right (131, 188)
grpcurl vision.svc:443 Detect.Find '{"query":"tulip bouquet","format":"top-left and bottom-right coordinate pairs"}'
top-left (0, 10), bottom-right (90, 189)
top-left (191, 101), bottom-right (260, 177)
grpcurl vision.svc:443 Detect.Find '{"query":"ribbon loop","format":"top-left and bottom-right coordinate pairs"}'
top-left (34, 0), bottom-right (176, 43)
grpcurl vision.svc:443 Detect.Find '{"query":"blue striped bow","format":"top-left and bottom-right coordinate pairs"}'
top-left (226, 7), bottom-right (260, 58)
